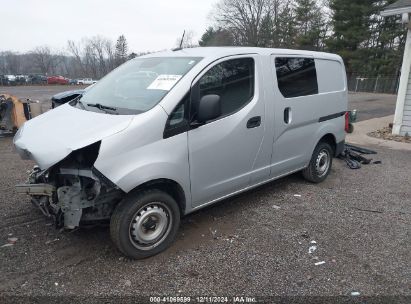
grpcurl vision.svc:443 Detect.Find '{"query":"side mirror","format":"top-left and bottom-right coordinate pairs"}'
top-left (197, 94), bottom-right (221, 123)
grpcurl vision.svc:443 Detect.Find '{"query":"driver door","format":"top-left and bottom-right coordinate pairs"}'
top-left (188, 56), bottom-right (266, 207)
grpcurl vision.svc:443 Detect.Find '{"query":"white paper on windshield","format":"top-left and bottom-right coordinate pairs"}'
top-left (147, 74), bottom-right (182, 91)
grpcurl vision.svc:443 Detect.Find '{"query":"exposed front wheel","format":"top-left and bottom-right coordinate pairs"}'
top-left (302, 142), bottom-right (333, 183)
top-left (110, 189), bottom-right (180, 259)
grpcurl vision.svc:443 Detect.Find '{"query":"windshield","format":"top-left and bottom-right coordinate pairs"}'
top-left (78, 57), bottom-right (202, 114)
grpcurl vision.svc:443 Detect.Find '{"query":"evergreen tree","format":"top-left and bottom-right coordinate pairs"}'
top-left (115, 35), bottom-right (128, 66)
top-left (294, 0), bottom-right (326, 50)
top-left (277, 3), bottom-right (297, 48)
top-left (365, 0), bottom-right (406, 75)
top-left (199, 27), bottom-right (235, 46)
top-left (326, 0), bottom-right (375, 75)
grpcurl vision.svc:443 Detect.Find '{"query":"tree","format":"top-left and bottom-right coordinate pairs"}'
top-left (198, 27), bottom-right (235, 46)
top-left (364, 0), bottom-right (406, 75)
top-left (31, 46), bottom-right (55, 75)
top-left (326, 0), bottom-right (405, 76)
top-left (294, 0), bottom-right (327, 50)
top-left (214, 0), bottom-right (272, 46)
top-left (326, 0), bottom-right (375, 75)
top-left (175, 30), bottom-right (196, 48)
top-left (2, 51), bottom-right (21, 74)
top-left (115, 35), bottom-right (128, 66)
top-left (275, 1), bottom-right (297, 48)
top-left (211, 0), bottom-right (299, 48)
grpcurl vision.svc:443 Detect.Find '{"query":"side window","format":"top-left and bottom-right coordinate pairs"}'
top-left (275, 57), bottom-right (318, 98)
top-left (197, 58), bottom-right (254, 118)
top-left (164, 93), bottom-right (189, 138)
top-left (168, 101), bottom-right (185, 126)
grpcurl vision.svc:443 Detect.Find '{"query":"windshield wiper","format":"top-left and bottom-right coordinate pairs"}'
top-left (86, 103), bottom-right (117, 112)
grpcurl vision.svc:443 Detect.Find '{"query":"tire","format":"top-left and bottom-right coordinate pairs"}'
top-left (110, 189), bottom-right (180, 259)
top-left (302, 142), bottom-right (333, 183)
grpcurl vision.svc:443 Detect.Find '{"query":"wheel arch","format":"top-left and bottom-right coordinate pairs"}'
top-left (318, 133), bottom-right (337, 156)
top-left (129, 178), bottom-right (187, 215)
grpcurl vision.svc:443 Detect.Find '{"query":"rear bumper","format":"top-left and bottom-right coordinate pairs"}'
top-left (335, 140), bottom-right (345, 157)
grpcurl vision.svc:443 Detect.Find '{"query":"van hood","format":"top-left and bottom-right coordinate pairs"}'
top-left (13, 103), bottom-right (134, 169)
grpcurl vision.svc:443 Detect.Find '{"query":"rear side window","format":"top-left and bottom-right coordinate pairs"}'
top-left (198, 58), bottom-right (254, 117)
top-left (275, 57), bottom-right (318, 98)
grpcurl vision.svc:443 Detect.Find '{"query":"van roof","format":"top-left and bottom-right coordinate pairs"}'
top-left (142, 47), bottom-right (343, 62)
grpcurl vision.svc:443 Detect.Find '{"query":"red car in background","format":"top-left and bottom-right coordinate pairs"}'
top-left (47, 76), bottom-right (69, 85)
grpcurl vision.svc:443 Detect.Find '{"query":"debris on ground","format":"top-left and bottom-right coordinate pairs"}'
top-left (339, 144), bottom-right (380, 169)
top-left (368, 125), bottom-right (411, 143)
top-left (351, 291), bottom-right (361, 296)
top-left (308, 245), bottom-right (317, 254)
top-left (294, 194), bottom-right (302, 198)
top-left (351, 207), bottom-right (383, 214)
top-left (45, 238), bottom-right (59, 245)
top-left (0, 93), bottom-right (46, 138)
top-left (301, 231), bottom-right (310, 239)
top-left (314, 261), bottom-right (326, 266)
top-left (7, 237), bottom-right (18, 244)
top-left (209, 228), bottom-right (218, 240)
top-left (272, 205), bottom-right (281, 210)
top-left (1, 236), bottom-right (19, 247)
top-left (222, 235), bottom-right (239, 243)
top-left (1, 243), bottom-right (14, 248)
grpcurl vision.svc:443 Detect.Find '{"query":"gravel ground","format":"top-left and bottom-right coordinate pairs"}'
top-left (0, 85), bottom-right (88, 103)
top-left (0, 136), bottom-right (410, 300)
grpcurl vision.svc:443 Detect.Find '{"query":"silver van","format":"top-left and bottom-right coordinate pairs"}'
top-left (14, 47), bottom-right (347, 259)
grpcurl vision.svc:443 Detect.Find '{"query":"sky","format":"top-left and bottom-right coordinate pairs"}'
top-left (1, 0), bottom-right (218, 53)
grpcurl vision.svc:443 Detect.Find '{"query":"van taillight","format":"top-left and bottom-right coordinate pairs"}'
top-left (345, 112), bottom-right (349, 132)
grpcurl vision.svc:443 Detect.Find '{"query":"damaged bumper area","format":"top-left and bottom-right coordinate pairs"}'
top-left (12, 104), bottom-right (134, 229)
top-left (15, 142), bottom-right (124, 229)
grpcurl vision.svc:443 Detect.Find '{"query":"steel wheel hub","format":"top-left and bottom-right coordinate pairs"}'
top-left (130, 204), bottom-right (170, 249)
top-left (316, 149), bottom-right (330, 177)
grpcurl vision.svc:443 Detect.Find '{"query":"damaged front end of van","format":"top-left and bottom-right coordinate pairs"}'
top-left (13, 105), bottom-right (130, 229)
top-left (15, 142), bottom-right (124, 229)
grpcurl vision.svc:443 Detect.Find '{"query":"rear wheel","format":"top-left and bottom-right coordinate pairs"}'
top-left (110, 189), bottom-right (180, 259)
top-left (302, 142), bottom-right (333, 183)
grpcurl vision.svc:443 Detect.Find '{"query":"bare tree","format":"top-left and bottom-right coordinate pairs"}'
top-left (90, 36), bottom-right (113, 76)
top-left (175, 30), bottom-right (197, 48)
top-left (67, 40), bottom-right (86, 76)
top-left (214, 0), bottom-right (272, 46)
top-left (1, 51), bottom-right (22, 74)
top-left (104, 40), bottom-right (116, 71)
top-left (31, 46), bottom-right (55, 75)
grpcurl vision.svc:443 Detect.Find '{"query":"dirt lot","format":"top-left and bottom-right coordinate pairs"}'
top-left (0, 87), bottom-right (409, 301)
top-left (0, 85), bottom-right (88, 103)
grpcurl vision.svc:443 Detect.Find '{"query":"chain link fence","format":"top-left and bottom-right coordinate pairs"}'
top-left (348, 75), bottom-right (400, 94)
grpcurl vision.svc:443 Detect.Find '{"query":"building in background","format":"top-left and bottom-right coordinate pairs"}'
top-left (381, 0), bottom-right (411, 136)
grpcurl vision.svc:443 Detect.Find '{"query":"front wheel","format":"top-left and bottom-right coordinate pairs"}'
top-left (110, 189), bottom-right (180, 259)
top-left (302, 142), bottom-right (333, 183)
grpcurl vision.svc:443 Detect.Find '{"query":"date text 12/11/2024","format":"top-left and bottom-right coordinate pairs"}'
top-left (149, 296), bottom-right (257, 303)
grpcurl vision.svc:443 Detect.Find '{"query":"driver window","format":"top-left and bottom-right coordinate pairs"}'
top-left (197, 58), bottom-right (255, 118)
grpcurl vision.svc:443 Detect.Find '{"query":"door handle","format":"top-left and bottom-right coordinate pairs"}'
top-left (284, 107), bottom-right (292, 124)
top-left (247, 116), bottom-right (261, 129)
